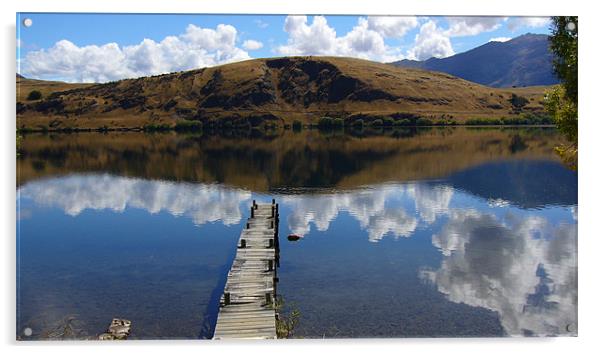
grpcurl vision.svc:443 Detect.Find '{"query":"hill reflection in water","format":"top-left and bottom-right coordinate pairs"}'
top-left (18, 127), bottom-right (566, 190)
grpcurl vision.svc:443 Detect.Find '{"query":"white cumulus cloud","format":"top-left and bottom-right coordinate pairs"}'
top-left (489, 37), bottom-right (512, 43)
top-left (445, 17), bottom-right (504, 37)
top-left (254, 19), bottom-right (269, 29)
top-left (278, 15), bottom-right (337, 56)
top-left (242, 39), bottom-right (264, 50)
top-left (366, 16), bottom-right (419, 38)
top-left (20, 23), bottom-right (252, 83)
top-left (276, 15), bottom-right (407, 62)
top-left (407, 20), bottom-right (455, 61)
top-left (507, 17), bottom-right (551, 31)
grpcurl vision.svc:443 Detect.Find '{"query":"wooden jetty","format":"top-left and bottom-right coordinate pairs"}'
top-left (213, 200), bottom-right (280, 339)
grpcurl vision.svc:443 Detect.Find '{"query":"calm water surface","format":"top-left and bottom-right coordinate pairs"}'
top-left (16, 128), bottom-right (577, 339)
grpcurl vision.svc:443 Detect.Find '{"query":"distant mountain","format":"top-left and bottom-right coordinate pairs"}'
top-left (390, 34), bottom-right (558, 88)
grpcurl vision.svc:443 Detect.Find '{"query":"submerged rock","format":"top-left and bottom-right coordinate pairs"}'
top-left (98, 318), bottom-right (131, 340)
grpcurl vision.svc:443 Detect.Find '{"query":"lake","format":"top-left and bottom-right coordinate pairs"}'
top-left (16, 127), bottom-right (578, 339)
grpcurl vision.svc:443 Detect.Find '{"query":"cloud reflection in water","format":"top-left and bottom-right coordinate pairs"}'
top-left (283, 183), bottom-right (454, 241)
top-left (283, 185), bottom-right (420, 242)
top-left (20, 174), bottom-right (458, 242)
top-left (420, 209), bottom-right (577, 336)
top-left (19, 174), bottom-right (252, 226)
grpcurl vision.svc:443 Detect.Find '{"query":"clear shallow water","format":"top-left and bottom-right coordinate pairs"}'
top-left (16, 128), bottom-right (577, 339)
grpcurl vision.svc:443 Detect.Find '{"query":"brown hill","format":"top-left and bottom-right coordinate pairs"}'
top-left (17, 56), bottom-right (548, 130)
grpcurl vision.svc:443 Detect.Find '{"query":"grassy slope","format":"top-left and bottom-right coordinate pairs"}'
top-left (17, 76), bottom-right (92, 102)
top-left (17, 56), bottom-right (549, 130)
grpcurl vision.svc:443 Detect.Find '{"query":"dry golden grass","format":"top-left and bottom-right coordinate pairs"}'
top-left (17, 76), bottom-right (92, 102)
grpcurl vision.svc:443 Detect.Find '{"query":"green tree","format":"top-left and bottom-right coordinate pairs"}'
top-left (550, 17), bottom-right (578, 104)
top-left (27, 90), bottom-right (42, 100)
top-left (509, 93), bottom-right (529, 110)
top-left (545, 16), bottom-right (578, 169)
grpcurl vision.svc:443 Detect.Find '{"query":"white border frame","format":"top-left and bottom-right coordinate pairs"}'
top-left (3, 1), bottom-right (600, 354)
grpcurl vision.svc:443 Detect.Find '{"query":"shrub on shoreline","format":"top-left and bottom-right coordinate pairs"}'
top-left (416, 118), bottom-right (433, 126)
top-left (174, 120), bottom-right (203, 132)
top-left (466, 114), bottom-right (552, 126)
top-left (143, 123), bottom-right (172, 132)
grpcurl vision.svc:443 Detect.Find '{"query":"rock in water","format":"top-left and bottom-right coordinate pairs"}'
top-left (287, 234), bottom-right (303, 241)
top-left (98, 318), bottom-right (131, 340)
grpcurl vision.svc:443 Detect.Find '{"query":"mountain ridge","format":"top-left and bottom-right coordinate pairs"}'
top-left (390, 34), bottom-right (558, 88)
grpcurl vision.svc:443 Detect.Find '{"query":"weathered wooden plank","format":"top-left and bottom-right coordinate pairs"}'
top-left (225, 282), bottom-right (273, 289)
top-left (226, 282), bottom-right (274, 288)
top-left (215, 324), bottom-right (276, 333)
top-left (216, 321), bottom-right (276, 329)
top-left (236, 248), bottom-right (276, 253)
top-left (218, 312), bottom-right (274, 317)
top-left (228, 266), bottom-right (273, 272)
top-left (216, 313), bottom-right (276, 320)
top-left (224, 285), bottom-right (274, 291)
top-left (218, 306), bottom-right (273, 313)
top-left (217, 315), bottom-right (275, 321)
top-left (218, 311), bottom-right (274, 316)
top-left (218, 304), bottom-right (271, 310)
top-left (216, 332), bottom-right (276, 337)
top-left (216, 320), bottom-right (275, 327)
top-left (214, 328), bottom-right (276, 336)
top-left (217, 314), bottom-right (276, 321)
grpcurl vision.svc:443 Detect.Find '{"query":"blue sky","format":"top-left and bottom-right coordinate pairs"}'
top-left (17, 13), bottom-right (551, 82)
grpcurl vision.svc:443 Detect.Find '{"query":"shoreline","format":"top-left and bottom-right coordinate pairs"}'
top-left (16, 124), bottom-right (558, 134)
